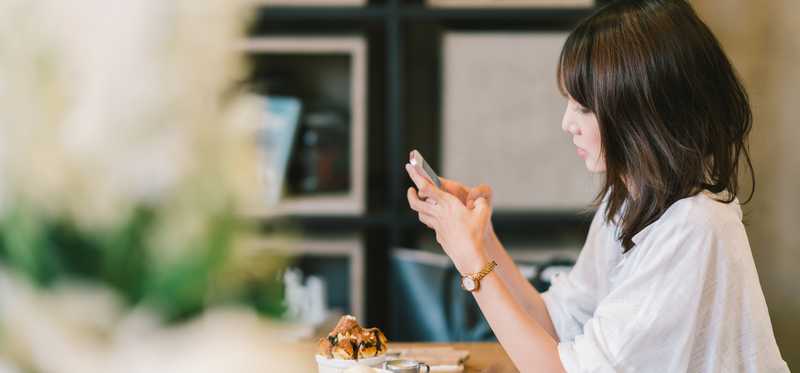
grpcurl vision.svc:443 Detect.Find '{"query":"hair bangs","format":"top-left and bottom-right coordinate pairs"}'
top-left (557, 23), bottom-right (596, 112)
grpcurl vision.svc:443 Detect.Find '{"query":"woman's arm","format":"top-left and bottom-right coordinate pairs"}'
top-left (469, 254), bottom-right (566, 373)
top-left (482, 223), bottom-right (560, 341)
top-left (439, 177), bottom-right (559, 341)
top-left (405, 165), bottom-right (565, 373)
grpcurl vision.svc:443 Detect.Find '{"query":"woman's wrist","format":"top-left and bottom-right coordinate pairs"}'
top-left (483, 222), bottom-right (501, 257)
top-left (456, 241), bottom-right (492, 275)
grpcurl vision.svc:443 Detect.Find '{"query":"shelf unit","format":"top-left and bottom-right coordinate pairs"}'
top-left (248, 236), bottom-right (366, 322)
top-left (242, 37), bottom-right (368, 216)
top-left (247, 0), bottom-right (612, 335)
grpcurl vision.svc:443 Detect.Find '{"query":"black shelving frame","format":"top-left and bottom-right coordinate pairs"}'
top-left (249, 0), bottom-right (613, 333)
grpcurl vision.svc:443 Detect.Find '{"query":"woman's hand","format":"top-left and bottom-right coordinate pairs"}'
top-left (438, 177), bottom-right (497, 247)
top-left (405, 163), bottom-right (493, 274)
top-left (415, 170), bottom-right (495, 243)
top-left (441, 177), bottom-right (493, 210)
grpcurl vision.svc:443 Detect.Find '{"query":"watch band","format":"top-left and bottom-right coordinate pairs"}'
top-left (472, 260), bottom-right (498, 282)
top-left (462, 260), bottom-right (498, 292)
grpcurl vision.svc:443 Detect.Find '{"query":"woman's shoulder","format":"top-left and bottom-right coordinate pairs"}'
top-left (668, 189), bottom-right (742, 226)
top-left (632, 189), bottom-right (744, 246)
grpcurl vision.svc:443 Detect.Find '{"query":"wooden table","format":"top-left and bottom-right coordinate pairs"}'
top-left (300, 342), bottom-right (518, 373)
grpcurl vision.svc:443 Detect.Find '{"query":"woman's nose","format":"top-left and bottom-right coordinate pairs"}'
top-left (561, 109), bottom-right (580, 135)
top-left (562, 120), bottom-right (581, 135)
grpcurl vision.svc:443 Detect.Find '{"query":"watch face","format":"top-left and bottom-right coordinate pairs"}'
top-left (462, 276), bottom-right (477, 291)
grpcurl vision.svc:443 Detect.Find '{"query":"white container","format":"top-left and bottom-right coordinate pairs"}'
top-left (315, 354), bottom-right (387, 373)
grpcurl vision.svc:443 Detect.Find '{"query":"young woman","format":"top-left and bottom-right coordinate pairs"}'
top-left (405, 0), bottom-right (789, 372)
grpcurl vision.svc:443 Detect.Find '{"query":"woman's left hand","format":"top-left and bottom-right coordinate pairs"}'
top-left (405, 163), bottom-right (492, 275)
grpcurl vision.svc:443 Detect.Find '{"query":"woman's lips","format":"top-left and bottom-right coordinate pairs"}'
top-left (577, 147), bottom-right (588, 158)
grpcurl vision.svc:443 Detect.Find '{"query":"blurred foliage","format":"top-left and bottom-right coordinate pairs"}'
top-left (0, 0), bottom-right (289, 329)
top-left (0, 207), bottom-right (287, 322)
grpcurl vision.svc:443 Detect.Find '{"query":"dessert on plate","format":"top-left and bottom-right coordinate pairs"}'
top-left (317, 315), bottom-right (389, 361)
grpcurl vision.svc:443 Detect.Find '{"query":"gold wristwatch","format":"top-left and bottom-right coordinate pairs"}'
top-left (460, 260), bottom-right (498, 292)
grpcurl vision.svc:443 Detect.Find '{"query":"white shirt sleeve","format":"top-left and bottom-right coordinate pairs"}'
top-left (541, 207), bottom-right (608, 343)
top-left (552, 200), bottom-right (789, 373)
top-left (556, 217), bottom-right (714, 372)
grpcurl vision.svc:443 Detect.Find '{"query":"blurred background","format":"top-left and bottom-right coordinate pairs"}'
top-left (0, 0), bottom-right (796, 372)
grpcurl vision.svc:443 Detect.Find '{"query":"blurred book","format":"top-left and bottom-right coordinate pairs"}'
top-left (259, 96), bottom-right (302, 207)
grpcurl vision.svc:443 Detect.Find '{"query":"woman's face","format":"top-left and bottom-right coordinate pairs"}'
top-left (562, 97), bottom-right (606, 173)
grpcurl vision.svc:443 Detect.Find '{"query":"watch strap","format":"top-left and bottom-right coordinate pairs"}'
top-left (472, 260), bottom-right (498, 282)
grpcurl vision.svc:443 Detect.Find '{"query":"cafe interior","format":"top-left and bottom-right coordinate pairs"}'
top-left (0, 0), bottom-right (797, 372)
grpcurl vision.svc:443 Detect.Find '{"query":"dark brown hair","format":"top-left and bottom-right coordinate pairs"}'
top-left (557, 0), bottom-right (755, 252)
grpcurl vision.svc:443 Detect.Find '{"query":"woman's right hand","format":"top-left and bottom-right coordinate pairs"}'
top-left (440, 177), bottom-right (493, 210)
top-left (424, 176), bottom-right (496, 243)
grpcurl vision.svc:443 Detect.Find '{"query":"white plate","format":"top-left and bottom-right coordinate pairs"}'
top-left (315, 354), bottom-right (387, 373)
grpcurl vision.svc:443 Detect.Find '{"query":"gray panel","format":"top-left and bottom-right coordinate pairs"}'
top-left (442, 33), bottom-right (601, 210)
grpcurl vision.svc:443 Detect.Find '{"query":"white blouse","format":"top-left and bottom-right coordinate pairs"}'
top-left (541, 190), bottom-right (789, 373)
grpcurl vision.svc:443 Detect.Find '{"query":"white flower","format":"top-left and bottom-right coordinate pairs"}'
top-left (0, 268), bottom-right (306, 373)
top-left (0, 0), bottom-right (262, 244)
top-left (0, 1), bottom-right (304, 370)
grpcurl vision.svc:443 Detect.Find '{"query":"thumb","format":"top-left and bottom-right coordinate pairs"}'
top-left (473, 197), bottom-right (489, 214)
top-left (467, 185), bottom-right (492, 207)
top-left (472, 197), bottom-right (492, 224)
top-left (466, 189), bottom-right (481, 209)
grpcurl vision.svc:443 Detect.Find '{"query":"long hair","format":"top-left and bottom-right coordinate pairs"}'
top-left (557, 0), bottom-right (755, 252)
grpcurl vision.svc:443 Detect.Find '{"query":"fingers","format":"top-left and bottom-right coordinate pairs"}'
top-left (440, 177), bottom-right (469, 202)
top-left (470, 184), bottom-right (493, 202)
top-left (470, 197), bottom-right (493, 232)
top-left (407, 162), bottom-right (470, 207)
top-left (406, 163), bottom-right (447, 204)
top-left (475, 184), bottom-right (493, 199)
top-left (419, 183), bottom-right (443, 204)
top-left (407, 187), bottom-right (438, 229)
top-left (405, 163), bottom-right (434, 202)
top-left (418, 212), bottom-right (436, 229)
top-left (405, 163), bottom-right (430, 192)
top-left (467, 184), bottom-right (493, 209)
top-left (473, 196), bottom-right (489, 214)
top-left (407, 187), bottom-right (438, 216)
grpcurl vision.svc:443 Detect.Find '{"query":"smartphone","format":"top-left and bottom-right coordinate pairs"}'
top-left (409, 150), bottom-right (442, 188)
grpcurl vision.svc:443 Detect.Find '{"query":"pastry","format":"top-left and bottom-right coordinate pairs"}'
top-left (317, 315), bottom-right (389, 361)
top-left (356, 327), bottom-right (388, 359)
top-left (317, 335), bottom-right (334, 358)
top-left (331, 336), bottom-right (357, 360)
top-left (333, 315), bottom-right (360, 335)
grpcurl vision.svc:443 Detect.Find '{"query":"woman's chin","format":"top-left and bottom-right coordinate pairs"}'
top-left (584, 160), bottom-right (606, 173)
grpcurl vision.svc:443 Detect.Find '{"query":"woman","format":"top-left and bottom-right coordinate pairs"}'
top-left (405, 0), bottom-right (789, 372)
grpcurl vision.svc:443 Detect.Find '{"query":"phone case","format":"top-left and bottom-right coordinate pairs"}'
top-left (410, 150), bottom-right (442, 188)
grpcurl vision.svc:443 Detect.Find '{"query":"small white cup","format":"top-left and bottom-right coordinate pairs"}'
top-left (383, 359), bottom-right (430, 373)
